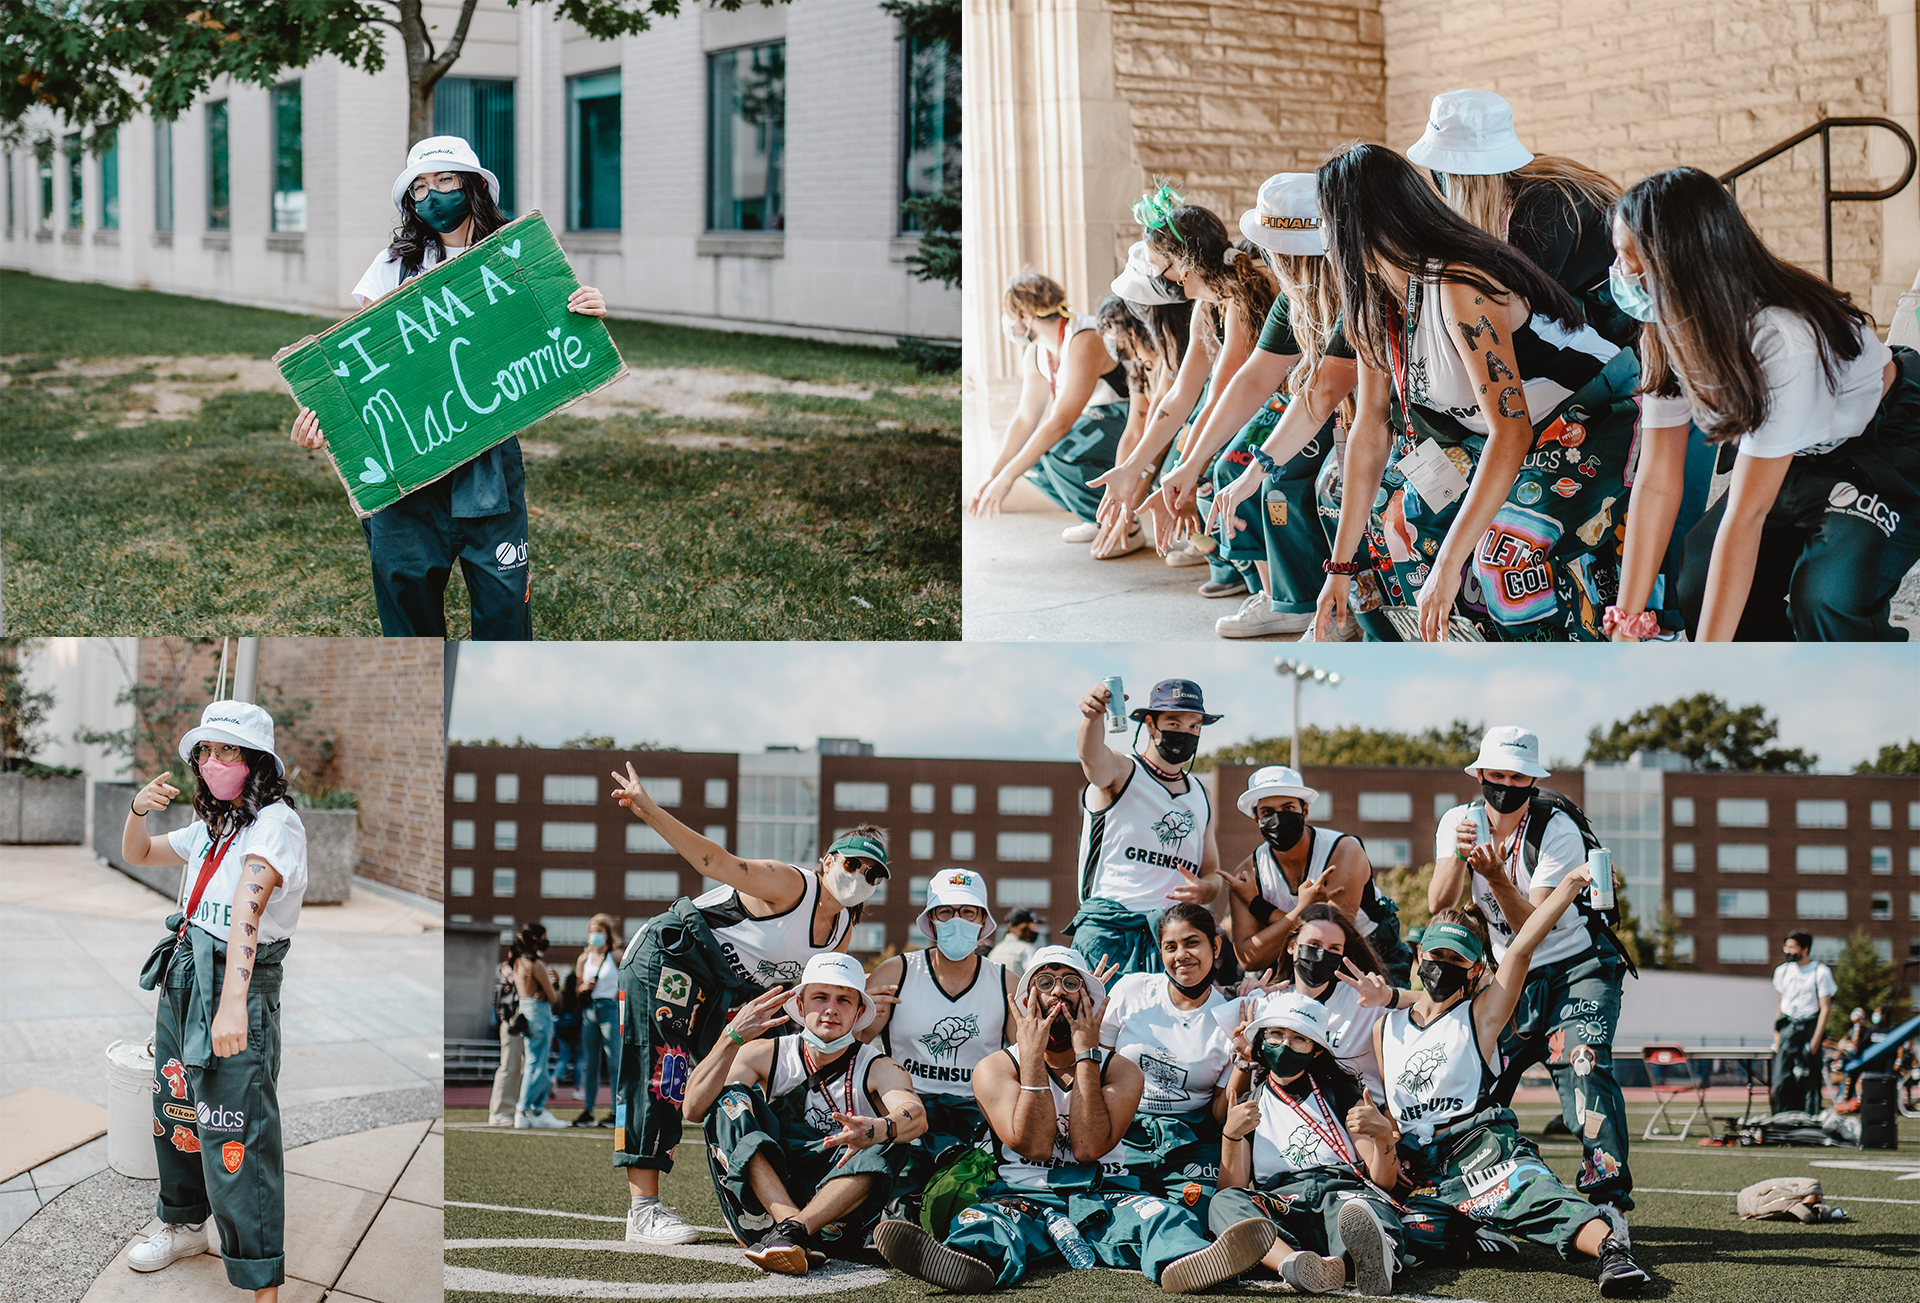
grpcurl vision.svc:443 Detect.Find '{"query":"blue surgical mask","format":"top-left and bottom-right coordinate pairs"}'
top-left (935, 918), bottom-right (982, 962)
top-left (1608, 262), bottom-right (1657, 323)
top-left (802, 1026), bottom-right (857, 1056)
top-left (588, 933), bottom-right (606, 949)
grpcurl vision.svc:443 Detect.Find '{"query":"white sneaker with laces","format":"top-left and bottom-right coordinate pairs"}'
top-left (1061, 521), bottom-right (1099, 543)
top-left (1164, 540), bottom-right (1207, 567)
top-left (128, 1223), bottom-right (208, 1272)
top-left (525, 1109), bottom-right (568, 1129)
top-left (1094, 524), bottom-right (1145, 558)
top-left (1216, 593), bottom-right (1313, 639)
top-left (627, 1201), bottom-right (701, 1245)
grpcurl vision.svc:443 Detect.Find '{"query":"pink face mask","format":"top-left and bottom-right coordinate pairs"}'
top-left (199, 758), bottom-right (250, 803)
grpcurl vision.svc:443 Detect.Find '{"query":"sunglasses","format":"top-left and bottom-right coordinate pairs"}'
top-left (843, 856), bottom-right (889, 884)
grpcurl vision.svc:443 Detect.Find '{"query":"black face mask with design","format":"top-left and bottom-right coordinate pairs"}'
top-left (1418, 957), bottom-right (1473, 1003)
top-left (1480, 778), bottom-right (1532, 815)
top-left (1257, 808), bottom-right (1307, 853)
top-left (1293, 943), bottom-right (1340, 992)
top-left (1153, 727), bottom-right (1200, 766)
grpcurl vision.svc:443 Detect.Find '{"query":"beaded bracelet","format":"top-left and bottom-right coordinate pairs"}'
top-left (1322, 557), bottom-right (1368, 576)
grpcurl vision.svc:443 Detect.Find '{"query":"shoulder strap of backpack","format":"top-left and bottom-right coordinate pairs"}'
top-left (1524, 793), bottom-right (1639, 978)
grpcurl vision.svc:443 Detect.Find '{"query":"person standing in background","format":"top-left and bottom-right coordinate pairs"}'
top-left (1771, 930), bottom-right (1836, 1115)
top-left (573, 913), bottom-right (622, 1127)
top-left (987, 909), bottom-right (1043, 971)
top-left (512, 923), bottom-right (566, 1129)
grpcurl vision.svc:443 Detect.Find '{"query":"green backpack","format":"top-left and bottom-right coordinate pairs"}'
top-left (919, 1145), bottom-right (1000, 1237)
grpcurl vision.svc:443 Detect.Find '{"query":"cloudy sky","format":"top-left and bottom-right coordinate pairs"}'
top-left (449, 644), bottom-right (1918, 772)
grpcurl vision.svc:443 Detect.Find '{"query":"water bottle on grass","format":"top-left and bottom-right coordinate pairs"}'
top-left (1042, 1206), bottom-right (1096, 1268)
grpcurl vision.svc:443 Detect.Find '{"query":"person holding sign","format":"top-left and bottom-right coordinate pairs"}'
top-left (287, 135), bottom-right (607, 639)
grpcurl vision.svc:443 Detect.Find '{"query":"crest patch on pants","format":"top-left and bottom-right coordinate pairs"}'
top-left (223, 1141), bottom-right (244, 1173)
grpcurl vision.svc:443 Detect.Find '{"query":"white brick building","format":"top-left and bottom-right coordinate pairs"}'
top-left (1, 0), bottom-right (959, 346)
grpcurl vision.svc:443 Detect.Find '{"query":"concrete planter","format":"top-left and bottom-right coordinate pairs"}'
top-left (94, 783), bottom-right (357, 905)
top-left (0, 772), bottom-right (86, 843)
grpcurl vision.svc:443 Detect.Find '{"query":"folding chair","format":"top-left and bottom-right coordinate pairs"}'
top-left (1642, 1043), bottom-right (1707, 1140)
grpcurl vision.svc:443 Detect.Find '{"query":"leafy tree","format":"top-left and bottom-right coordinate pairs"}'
top-left (559, 734), bottom-right (618, 750)
top-left (884, 0), bottom-right (959, 291)
top-left (1374, 861), bottom-right (1440, 936)
top-left (1584, 693), bottom-right (1816, 773)
top-left (1648, 905), bottom-right (1684, 970)
top-left (0, 638), bottom-right (55, 771)
top-left (1197, 720), bottom-right (1485, 773)
top-left (1854, 740), bottom-right (1920, 775)
top-left (1827, 930), bottom-right (1897, 1040)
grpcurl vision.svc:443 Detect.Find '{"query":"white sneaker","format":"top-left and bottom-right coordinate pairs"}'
top-left (128, 1223), bottom-right (208, 1272)
top-left (1094, 524), bottom-right (1145, 558)
top-left (521, 1109), bottom-right (568, 1129)
top-left (626, 1201), bottom-right (701, 1245)
top-left (1216, 593), bottom-right (1313, 639)
top-left (1061, 521), bottom-right (1099, 543)
top-left (1164, 540), bottom-right (1207, 567)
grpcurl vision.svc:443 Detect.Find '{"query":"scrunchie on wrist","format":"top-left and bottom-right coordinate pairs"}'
top-left (1603, 606), bottom-right (1661, 640)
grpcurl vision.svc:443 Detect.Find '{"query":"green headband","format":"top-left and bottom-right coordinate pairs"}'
top-left (1421, 923), bottom-right (1484, 963)
top-left (1131, 180), bottom-right (1186, 242)
top-left (827, 834), bottom-right (887, 868)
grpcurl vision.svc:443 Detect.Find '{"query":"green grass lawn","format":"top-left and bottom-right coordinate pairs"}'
top-left (0, 271), bottom-right (958, 637)
top-left (442, 1104), bottom-right (1919, 1301)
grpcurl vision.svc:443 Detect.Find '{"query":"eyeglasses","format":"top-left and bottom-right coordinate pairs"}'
top-left (192, 744), bottom-right (244, 764)
top-left (408, 174), bottom-right (466, 202)
top-left (930, 906), bottom-right (984, 923)
top-left (1029, 973), bottom-right (1084, 995)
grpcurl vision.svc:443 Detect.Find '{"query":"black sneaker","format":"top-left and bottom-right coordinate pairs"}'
top-left (745, 1221), bottom-right (810, 1276)
top-left (1161, 1217), bottom-right (1277, 1294)
top-left (571, 1111), bottom-right (596, 1127)
top-left (1596, 1236), bottom-right (1648, 1297)
top-left (597, 1115), bottom-right (615, 1128)
top-left (873, 1219), bottom-right (996, 1292)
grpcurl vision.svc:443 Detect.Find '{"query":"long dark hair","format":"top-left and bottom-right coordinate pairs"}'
top-left (387, 170), bottom-right (510, 280)
top-left (1314, 141), bottom-right (1583, 372)
top-left (189, 747), bottom-right (289, 843)
top-left (1142, 205), bottom-right (1276, 350)
top-left (1096, 294), bottom-right (1162, 395)
top-left (1257, 1031), bottom-right (1366, 1119)
top-left (1158, 901), bottom-right (1225, 987)
top-left (1289, 902), bottom-right (1384, 979)
top-left (1616, 166), bottom-right (1870, 444)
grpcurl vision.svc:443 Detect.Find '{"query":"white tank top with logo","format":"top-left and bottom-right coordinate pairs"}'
top-left (1379, 996), bottom-right (1497, 1144)
top-left (994, 1045), bottom-right (1131, 1188)
top-left (1079, 757), bottom-right (1213, 913)
top-left (884, 948), bottom-right (1010, 1091)
top-left (693, 867), bottom-right (851, 989)
top-left (1253, 826), bottom-right (1386, 938)
top-left (1292, 980), bottom-right (1387, 1105)
top-left (767, 1035), bottom-right (886, 1135)
top-left (1034, 314), bottom-right (1128, 409)
top-left (1251, 1076), bottom-right (1359, 1182)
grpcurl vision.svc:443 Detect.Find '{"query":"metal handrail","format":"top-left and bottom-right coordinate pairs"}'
top-left (1718, 117), bottom-right (1917, 283)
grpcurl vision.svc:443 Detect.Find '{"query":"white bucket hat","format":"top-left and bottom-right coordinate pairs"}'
top-left (389, 135), bottom-right (502, 214)
top-left (1015, 945), bottom-right (1106, 1013)
top-left (1239, 173), bottom-right (1325, 256)
top-left (1464, 725), bottom-right (1551, 779)
top-left (1242, 990), bottom-right (1334, 1052)
top-left (782, 952), bottom-right (879, 1035)
top-left (1404, 89), bottom-right (1534, 176)
top-left (1110, 240), bottom-right (1187, 306)
top-left (1236, 764), bottom-right (1319, 818)
top-left (916, 867), bottom-right (996, 942)
top-left (178, 701), bottom-right (285, 776)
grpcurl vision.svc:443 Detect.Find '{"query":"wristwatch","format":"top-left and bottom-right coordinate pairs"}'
top-left (1074, 1048), bottom-right (1100, 1065)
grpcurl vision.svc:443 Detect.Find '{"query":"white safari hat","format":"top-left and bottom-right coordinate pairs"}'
top-left (1404, 89), bottom-right (1534, 176)
top-left (179, 701), bottom-right (284, 776)
top-left (1015, 945), bottom-right (1106, 1012)
top-left (1111, 240), bottom-right (1187, 306)
top-left (1464, 725), bottom-right (1551, 779)
top-left (1242, 990), bottom-right (1335, 1052)
top-left (916, 867), bottom-right (996, 942)
top-left (1239, 173), bottom-right (1325, 256)
top-left (1236, 764), bottom-right (1319, 818)
top-left (389, 135), bottom-right (502, 214)
top-left (782, 952), bottom-right (879, 1034)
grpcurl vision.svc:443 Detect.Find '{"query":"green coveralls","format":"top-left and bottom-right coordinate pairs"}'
top-left (1209, 1172), bottom-right (1415, 1268)
top-left (1772, 1015), bottom-right (1826, 1116)
top-left (1396, 1105), bottom-right (1606, 1259)
top-left (942, 1173), bottom-right (1215, 1288)
top-left (1065, 896), bottom-right (1162, 978)
top-left (1027, 402), bottom-right (1131, 525)
top-left (139, 917), bottom-right (293, 1292)
top-left (1120, 1106), bottom-right (1223, 1220)
top-left (1245, 299), bottom-right (1349, 615)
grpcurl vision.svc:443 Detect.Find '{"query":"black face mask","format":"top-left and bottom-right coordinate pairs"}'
top-left (1480, 779), bottom-right (1532, 815)
top-left (1293, 943), bottom-right (1340, 992)
top-left (1418, 957), bottom-right (1473, 1003)
top-left (1257, 808), bottom-right (1307, 853)
top-left (1167, 960), bottom-right (1214, 999)
top-left (1153, 728), bottom-right (1200, 766)
top-left (1258, 1037), bottom-right (1318, 1081)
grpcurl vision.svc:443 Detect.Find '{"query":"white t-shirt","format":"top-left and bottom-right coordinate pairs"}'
top-left (1773, 960), bottom-right (1837, 1020)
top-left (1433, 802), bottom-right (1590, 967)
top-left (1283, 979), bottom-right (1387, 1106)
top-left (1639, 310), bottom-right (1892, 458)
top-left (351, 243), bottom-right (471, 307)
top-left (985, 934), bottom-right (1037, 972)
top-left (1099, 972), bottom-right (1235, 1114)
top-left (167, 804), bottom-right (309, 944)
top-left (580, 950), bottom-right (619, 1000)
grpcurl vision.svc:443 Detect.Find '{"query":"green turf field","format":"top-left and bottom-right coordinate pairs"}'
top-left (442, 1105), bottom-right (1919, 1300)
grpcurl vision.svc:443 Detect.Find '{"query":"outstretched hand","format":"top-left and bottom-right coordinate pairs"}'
top-left (1334, 958), bottom-right (1396, 1008)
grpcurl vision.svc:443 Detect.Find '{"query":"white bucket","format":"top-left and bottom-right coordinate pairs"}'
top-left (105, 1038), bottom-right (160, 1179)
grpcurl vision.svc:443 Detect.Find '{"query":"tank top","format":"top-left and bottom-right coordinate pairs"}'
top-left (994, 1045), bottom-right (1131, 1188)
top-left (883, 949), bottom-right (1011, 1091)
top-left (1292, 980), bottom-right (1386, 1105)
top-left (1079, 756), bottom-right (1212, 912)
top-left (766, 1035), bottom-right (887, 1140)
top-left (1036, 314), bottom-right (1128, 409)
top-left (1379, 994), bottom-right (1498, 1144)
top-left (1252, 826), bottom-right (1392, 938)
top-left (694, 867), bottom-right (851, 989)
top-left (580, 950), bottom-right (619, 1000)
top-left (1250, 1075), bottom-right (1360, 1182)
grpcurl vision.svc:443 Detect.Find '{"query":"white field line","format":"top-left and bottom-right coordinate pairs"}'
top-left (443, 1236), bottom-right (889, 1298)
top-left (1634, 1185), bottom-right (1920, 1206)
top-left (445, 1200), bottom-right (730, 1233)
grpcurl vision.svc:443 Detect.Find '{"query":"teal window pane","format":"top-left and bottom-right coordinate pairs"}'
top-left (154, 117), bottom-right (173, 231)
top-left (900, 35), bottom-right (958, 232)
top-left (65, 133), bottom-right (82, 228)
top-left (706, 42), bottom-right (784, 232)
top-left (435, 77), bottom-right (516, 216)
top-left (273, 82), bottom-right (303, 232)
top-left (568, 71), bottom-right (620, 230)
top-left (100, 131), bottom-right (119, 229)
top-left (36, 142), bottom-right (51, 227)
top-left (207, 99), bottom-right (229, 230)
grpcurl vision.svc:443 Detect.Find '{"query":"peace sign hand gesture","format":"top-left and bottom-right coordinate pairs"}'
top-left (1334, 957), bottom-right (1396, 1008)
top-left (727, 985), bottom-right (790, 1043)
top-left (821, 1110), bottom-right (887, 1156)
top-left (609, 762), bottom-right (659, 819)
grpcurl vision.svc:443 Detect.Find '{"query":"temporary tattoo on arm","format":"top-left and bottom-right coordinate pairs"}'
top-left (243, 924), bottom-right (257, 937)
top-left (1456, 315), bottom-right (1501, 349)
top-left (1497, 386), bottom-right (1527, 420)
top-left (1483, 351), bottom-right (1515, 383)
top-left (235, 967), bottom-right (251, 982)
top-left (242, 946), bottom-right (255, 959)
top-left (247, 883), bottom-right (264, 896)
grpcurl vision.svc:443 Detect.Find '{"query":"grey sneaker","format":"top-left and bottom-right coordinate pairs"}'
top-left (1338, 1197), bottom-right (1397, 1296)
top-left (1196, 576), bottom-right (1248, 598)
top-left (873, 1219), bottom-right (996, 1292)
top-left (1160, 1216), bottom-right (1276, 1293)
top-left (626, 1201), bottom-right (699, 1245)
top-left (128, 1223), bottom-right (208, 1272)
top-left (1277, 1248), bottom-right (1346, 1294)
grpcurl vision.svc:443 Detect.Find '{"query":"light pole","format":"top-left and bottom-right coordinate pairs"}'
top-left (1273, 658), bottom-right (1340, 771)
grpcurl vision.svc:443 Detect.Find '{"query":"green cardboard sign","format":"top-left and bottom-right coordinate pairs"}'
top-left (274, 210), bottom-right (627, 517)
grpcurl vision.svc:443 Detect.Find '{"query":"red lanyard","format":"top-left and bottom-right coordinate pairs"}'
top-left (803, 1042), bottom-right (858, 1119)
top-left (1497, 808), bottom-right (1532, 888)
top-left (179, 829), bottom-right (242, 936)
top-left (1270, 1077), bottom-right (1356, 1169)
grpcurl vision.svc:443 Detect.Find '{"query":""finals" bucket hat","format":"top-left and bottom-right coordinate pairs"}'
top-left (1404, 89), bottom-right (1534, 176)
top-left (1239, 173), bottom-right (1326, 257)
top-left (389, 135), bottom-right (502, 214)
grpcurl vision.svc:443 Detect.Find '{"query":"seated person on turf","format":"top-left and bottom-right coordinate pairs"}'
top-left (1260, 901), bottom-right (1410, 1105)
top-left (683, 952), bottom-right (926, 1275)
top-left (872, 946), bottom-right (1278, 1294)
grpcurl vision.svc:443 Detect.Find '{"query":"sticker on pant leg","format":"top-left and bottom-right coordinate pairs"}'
top-left (721, 1090), bottom-right (750, 1122)
top-left (163, 1103), bottom-right (196, 1123)
top-left (1570, 1045), bottom-right (1596, 1078)
top-left (1579, 1150), bottom-right (1621, 1186)
top-left (650, 1044), bottom-right (690, 1105)
top-left (153, 1118), bottom-right (165, 1136)
top-left (160, 1058), bottom-right (189, 1099)
top-left (1266, 491), bottom-right (1287, 526)
top-left (1474, 506), bottom-right (1562, 626)
top-left (1557, 1000), bottom-right (1601, 1021)
top-left (1583, 1111), bottom-right (1606, 1139)
top-left (196, 1102), bottom-right (245, 1134)
top-left (656, 967), bottom-right (692, 1006)
top-left (222, 1141), bottom-right (243, 1173)
top-left (170, 1126), bottom-right (201, 1153)
top-left (1547, 1028), bottom-right (1567, 1066)
top-left (1181, 1183), bottom-right (1203, 1207)
top-left (954, 1207), bottom-right (991, 1226)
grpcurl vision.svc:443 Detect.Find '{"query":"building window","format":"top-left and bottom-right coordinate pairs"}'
top-left (850, 922), bottom-right (887, 952)
top-left (544, 775), bottom-right (597, 805)
top-left (1810, 936), bottom-right (1844, 963)
top-left (1909, 892), bottom-right (1920, 921)
top-left (452, 773), bottom-right (477, 802)
top-left (451, 867), bottom-right (474, 897)
top-left (1309, 792), bottom-right (1332, 820)
top-left (996, 878), bottom-right (1052, 909)
top-left (36, 141), bottom-right (51, 229)
top-left (737, 822), bottom-right (813, 863)
top-left (494, 821), bottom-right (518, 850)
top-left (435, 75), bottom-right (515, 215)
top-left (625, 870), bottom-right (680, 900)
top-left (707, 41), bottom-right (784, 231)
top-left (1717, 799), bottom-right (1768, 827)
top-left (206, 99), bottom-right (229, 230)
top-left (911, 783), bottom-right (935, 813)
top-left (1871, 800), bottom-right (1892, 829)
top-left (1717, 935), bottom-right (1768, 964)
top-left (950, 830), bottom-right (974, 861)
top-left (1363, 839), bottom-right (1412, 869)
top-left (741, 773), bottom-right (817, 817)
top-left (996, 832), bottom-right (1052, 862)
top-left (99, 130), bottom-right (118, 229)
top-left (496, 773), bottom-right (520, 803)
top-left (952, 784), bottom-right (976, 814)
top-left (493, 915), bottom-right (516, 942)
top-left (624, 778), bottom-right (677, 807)
top-left (567, 70), bottom-right (621, 230)
top-left (1432, 793), bottom-right (1458, 821)
top-left (1871, 847), bottom-right (1892, 875)
top-left (451, 819), bottom-right (475, 850)
top-left (1872, 893), bottom-right (1893, 921)
top-left (542, 822), bottom-right (598, 853)
top-left (834, 782), bottom-right (888, 812)
top-left (627, 823), bottom-right (673, 854)
top-left (910, 829), bottom-right (934, 860)
top-left (272, 82), bottom-right (303, 232)
top-left (64, 133), bottom-right (82, 227)
top-left (1795, 890), bottom-right (1847, 920)
top-left (1717, 844), bottom-right (1769, 873)
top-left (540, 916), bottom-right (590, 946)
top-left (1911, 847), bottom-right (1920, 874)
top-left (1672, 934), bottom-right (1695, 963)
top-left (1717, 889), bottom-right (1769, 918)
top-left (704, 825), bottom-right (728, 850)
top-left (1671, 888), bottom-right (1694, 918)
top-left (1671, 797), bottom-right (1694, 827)
top-left (1795, 846), bottom-right (1846, 874)
top-left (909, 876), bottom-right (930, 906)
top-left (1795, 800), bottom-right (1846, 829)
top-left (1910, 800), bottom-right (1920, 828)
top-left (998, 786), bottom-right (1053, 817)
top-left (705, 778), bottom-right (729, 808)
top-left (542, 869), bottom-right (596, 898)
top-left (153, 117), bottom-right (172, 230)
top-left (494, 868), bottom-right (516, 897)
top-left (899, 28), bottom-right (958, 233)
top-left (1871, 936), bottom-right (1893, 963)
top-left (1358, 792), bottom-right (1412, 822)
top-left (1671, 843), bottom-right (1694, 872)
